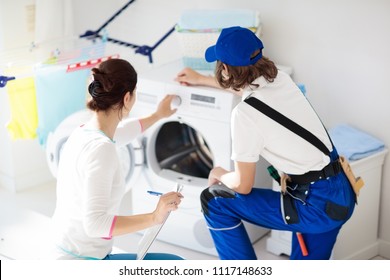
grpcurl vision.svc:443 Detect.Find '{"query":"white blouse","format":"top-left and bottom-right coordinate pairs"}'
top-left (50, 117), bottom-right (142, 259)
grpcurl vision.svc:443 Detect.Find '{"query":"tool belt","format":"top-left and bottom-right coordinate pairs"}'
top-left (268, 160), bottom-right (347, 225)
top-left (289, 160), bottom-right (342, 185)
top-left (289, 158), bottom-right (364, 196)
top-left (280, 159), bottom-right (360, 225)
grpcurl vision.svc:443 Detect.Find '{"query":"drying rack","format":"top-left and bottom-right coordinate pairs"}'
top-left (1, 0), bottom-right (176, 87)
top-left (0, 36), bottom-right (109, 87)
top-left (79, 0), bottom-right (175, 64)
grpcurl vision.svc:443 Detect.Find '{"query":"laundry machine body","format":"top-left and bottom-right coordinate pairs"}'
top-left (131, 60), bottom-right (273, 256)
top-left (45, 109), bottom-right (143, 193)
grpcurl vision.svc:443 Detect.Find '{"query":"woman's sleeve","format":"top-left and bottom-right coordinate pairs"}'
top-left (231, 104), bottom-right (264, 163)
top-left (114, 117), bottom-right (143, 147)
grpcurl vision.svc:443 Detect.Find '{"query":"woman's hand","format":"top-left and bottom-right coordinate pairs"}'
top-left (155, 94), bottom-right (178, 119)
top-left (176, 67), bottom-right (222, 89)
top-left (152, 191), bottom-right (183, 225)
top-left (139, 94), bottom-right (178, 131)
top-left (175, 67), bottom-right (203, 86)
top-left (208, 166), bottom-right (227, 186)
top-left (208, 162), bottom-right (256, 194)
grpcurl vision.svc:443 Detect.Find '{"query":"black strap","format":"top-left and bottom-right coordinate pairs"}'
top-left (244, 97), bottom-right (331, 156)
top-left (289, 161), bottom-right (342, 184)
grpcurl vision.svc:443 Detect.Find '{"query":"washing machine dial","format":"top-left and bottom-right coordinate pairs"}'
top-left (171, 95), bottom-right (182, 109)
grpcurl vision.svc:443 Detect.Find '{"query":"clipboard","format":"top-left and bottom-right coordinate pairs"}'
top-left (136, 183), bottom-right (183, 260)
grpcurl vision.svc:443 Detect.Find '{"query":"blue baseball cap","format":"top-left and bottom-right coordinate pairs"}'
top-left (205, 26), bottom-right (264, 66)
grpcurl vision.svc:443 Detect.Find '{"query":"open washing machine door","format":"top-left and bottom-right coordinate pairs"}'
top-left (46, 110), bottom-right (92, 178)
top-left (117, 135), bottom-right (144, 193)
top-left (45, 110), bottom-right (144, 192)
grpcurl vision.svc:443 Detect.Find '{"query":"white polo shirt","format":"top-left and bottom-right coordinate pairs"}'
top-left (231, 70), bottom-right (332, 175)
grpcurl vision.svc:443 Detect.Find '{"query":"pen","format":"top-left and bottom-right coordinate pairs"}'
top-left (147, 190), bottom-right (163, 196)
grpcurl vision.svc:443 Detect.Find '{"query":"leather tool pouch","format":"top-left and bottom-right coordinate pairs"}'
top-left (339, 156), bottom-right (364, 196)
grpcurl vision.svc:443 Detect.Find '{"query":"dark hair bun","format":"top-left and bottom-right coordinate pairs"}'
top-left (86, 58), bottom-right (137, 112)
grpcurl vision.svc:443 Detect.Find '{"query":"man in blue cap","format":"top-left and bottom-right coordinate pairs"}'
top-left (175, 26), bottom-right (356, 260)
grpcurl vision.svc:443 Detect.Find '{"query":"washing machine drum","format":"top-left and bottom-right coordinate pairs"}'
top-left (155, 121), bottom-right (213, 179)
top-left (45, 110), bottom-right (137, 187)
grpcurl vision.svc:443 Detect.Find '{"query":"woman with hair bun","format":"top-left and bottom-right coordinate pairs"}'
top-left (51, 58), bottom-right (183, 260)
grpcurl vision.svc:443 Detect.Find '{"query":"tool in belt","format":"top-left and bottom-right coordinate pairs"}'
top-left (244, 97), bottom-right (363, 221)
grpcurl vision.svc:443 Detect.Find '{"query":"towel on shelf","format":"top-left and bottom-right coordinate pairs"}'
top-left (176, 9), bottom-right (261, 70)
top-left (177, 9), bottom-right (260, 31)
top-left (328, 124), bottom-right (385, 161)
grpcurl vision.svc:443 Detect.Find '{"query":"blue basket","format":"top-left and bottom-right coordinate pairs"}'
top-left (182, 57), bottom-right (216, 70)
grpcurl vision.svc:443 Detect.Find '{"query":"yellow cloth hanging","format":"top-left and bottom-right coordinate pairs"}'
top-left (5, 77), bottom-right (38, 139)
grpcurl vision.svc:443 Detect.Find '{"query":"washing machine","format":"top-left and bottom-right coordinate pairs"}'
top-left (130, 60), bottom-right (278, 256)
top-left (45, 109), bottom-right (143, 193)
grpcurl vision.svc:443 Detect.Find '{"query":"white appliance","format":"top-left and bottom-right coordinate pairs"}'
top-left (45, 109), bottom-right (143, 193)
top-left (130, 60), bottom-right (279, 256)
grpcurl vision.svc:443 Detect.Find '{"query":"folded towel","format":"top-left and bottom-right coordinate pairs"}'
top-left (328, 124), bottom-right (385, 161)
top-left (178, 9), bottom-right (260, 30)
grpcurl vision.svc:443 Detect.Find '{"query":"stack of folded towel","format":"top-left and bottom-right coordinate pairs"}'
top-left (328, 124), bottom-right (385, 161)
top-left (175, 9), bottom-right (261, 70)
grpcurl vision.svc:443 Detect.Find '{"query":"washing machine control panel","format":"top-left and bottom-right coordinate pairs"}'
top-left (136, 81), bottom-right (239, 122)
top-left (135, 60), bottom-right (241, 122)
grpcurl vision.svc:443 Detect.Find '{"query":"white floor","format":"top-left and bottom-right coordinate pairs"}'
top-left (0, 180), bottom-right (289, 260)
top-left (0, 180), bottom-right (386, 260)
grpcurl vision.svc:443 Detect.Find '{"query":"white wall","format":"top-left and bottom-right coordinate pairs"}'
top-left (0, 0), bottom-right (35, 49)
top-left (0, 0), bottom-right (54, 192)
top-left (1, 0), bottom-right (389, 257)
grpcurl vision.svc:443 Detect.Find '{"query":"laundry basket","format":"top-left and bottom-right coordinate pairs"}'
top-left (175, 9), bottom-right (262, 70)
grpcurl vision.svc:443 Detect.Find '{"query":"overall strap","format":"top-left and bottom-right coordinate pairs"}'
top-left (244, 97), bottom-right (331, 156)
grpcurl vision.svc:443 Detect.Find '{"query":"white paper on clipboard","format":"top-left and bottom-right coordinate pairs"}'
top-left (136, 184), bottom-right (183, 260)
top-left (136, 215), bottom-right (169, 260)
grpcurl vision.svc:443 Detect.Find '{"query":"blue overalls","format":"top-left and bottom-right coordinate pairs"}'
top-left (200, 147), bottom-right (356, 260)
